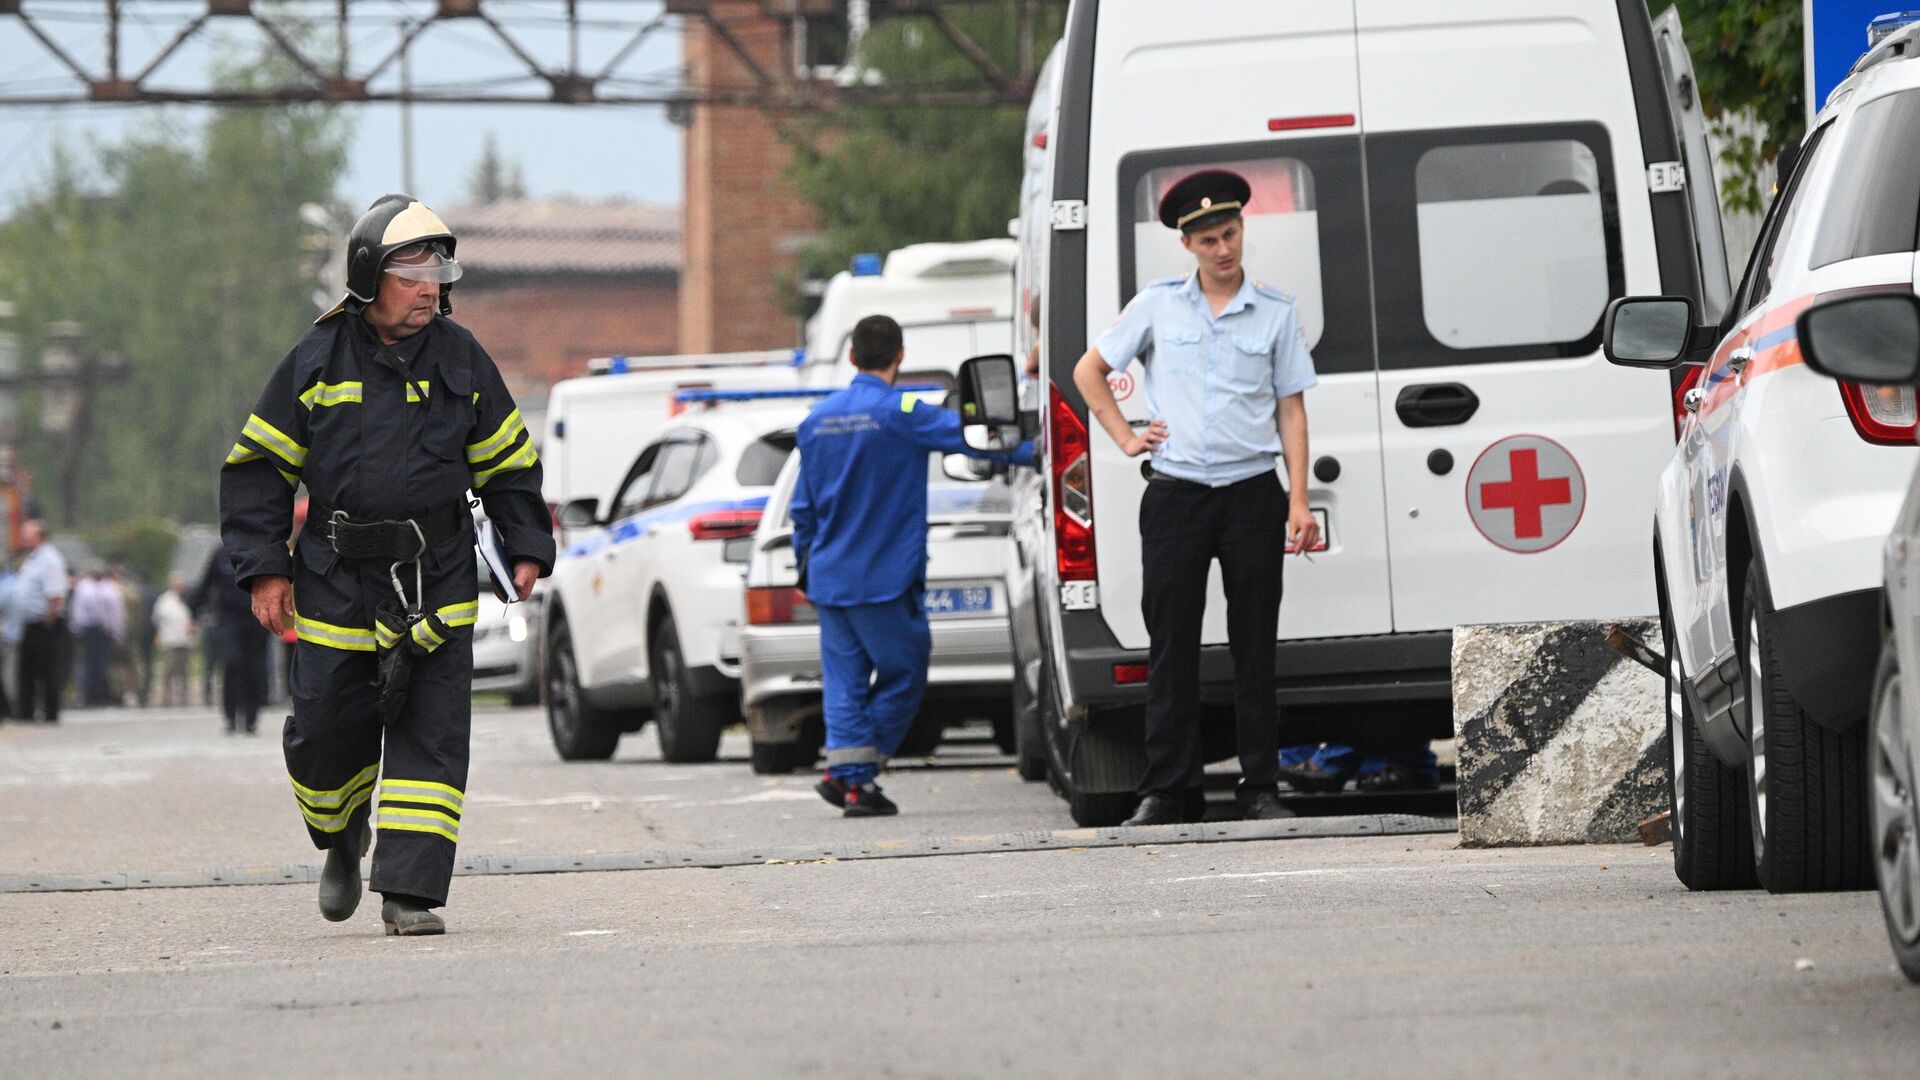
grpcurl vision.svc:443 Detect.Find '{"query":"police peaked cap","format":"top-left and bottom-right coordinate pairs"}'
top-left (1158, 169), bottom-right (1252, 232)
top-left (316, 193), bottom-right (458, 323)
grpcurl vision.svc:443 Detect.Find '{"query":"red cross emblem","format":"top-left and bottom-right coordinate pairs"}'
top-left (1465, 436), bottom-right (1586, 554)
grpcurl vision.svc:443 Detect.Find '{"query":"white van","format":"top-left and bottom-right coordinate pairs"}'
top-left (541, 350), bottom-right (801, 535)
top-left (798, 240), bottom-right (1019, 387)
top-left (1011, 1), bottom-right (1730, 824)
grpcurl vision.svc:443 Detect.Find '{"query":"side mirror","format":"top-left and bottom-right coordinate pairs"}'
top-left (942, 453), bottom-right (998, 482)
top-left (955, 353), bottom-right (1023, 453)
top-left (1798, 292), bottom-right (1920, 386)
top-left (1602, 296), bottom-right (1711, 368)
top-left (557, 497), bottom-right (600, 529)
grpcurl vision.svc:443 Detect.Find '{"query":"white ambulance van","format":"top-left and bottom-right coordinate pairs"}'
top-left (798, 241), bottom-right (1019, 387)
top-left (1013, 1), bottom-right (1731, 824)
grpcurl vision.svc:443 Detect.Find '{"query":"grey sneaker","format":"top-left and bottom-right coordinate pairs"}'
top-left (381, 896), bottom-right (446, 937)
top-left (317, 821), bottom-right (370, 923)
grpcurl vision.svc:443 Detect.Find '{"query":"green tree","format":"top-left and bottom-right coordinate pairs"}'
top-left (783, 6), bottom-right (1064, 304)
top-left (1665, 0), bottom-right (1804, 212)
top-left (0, 42), bottom-right (350, 528)
top-left (464, 133), bottom-right (527, 206)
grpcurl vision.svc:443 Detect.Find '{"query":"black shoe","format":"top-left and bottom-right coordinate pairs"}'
top-left (1355, 765), bottom-right (1439, 793)
top-left (380, 895), bottom-right (445, 937)
top-left (843, 783), bottom-right (898, 817)
top-left (814, 773), bottom-right (848, 809)
top-left (318, 821), bottom-right (370, 922)
top-left (1240, 789), bottom-right (1296, 821)
top-left (1275, 760), bottom-right (1349, 794)
top-left (1122, 794), bottom-right (1183, 827)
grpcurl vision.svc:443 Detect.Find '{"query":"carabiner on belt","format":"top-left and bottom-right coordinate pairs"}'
top-left (388, 519), bottom-right (428, 617)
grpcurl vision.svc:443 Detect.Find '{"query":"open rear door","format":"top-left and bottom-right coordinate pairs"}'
top-left (1652, 6), bottom-right (1733, 324)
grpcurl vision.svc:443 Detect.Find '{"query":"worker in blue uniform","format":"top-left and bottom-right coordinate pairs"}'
top-left (1277, 742), bottom-right (1440, 793)
top-left (792, 315), bottom-right (1033, 817)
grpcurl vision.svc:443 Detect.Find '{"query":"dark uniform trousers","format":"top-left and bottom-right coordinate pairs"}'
top-left (1138, 469), bottom-right (1286, 799)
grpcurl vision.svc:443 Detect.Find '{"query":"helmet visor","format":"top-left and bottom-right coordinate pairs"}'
top-left (382, 241), bottom-right (462, 284)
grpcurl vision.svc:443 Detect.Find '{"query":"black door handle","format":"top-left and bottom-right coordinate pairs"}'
top-left (1395, 383), bottom-right (1480, 427)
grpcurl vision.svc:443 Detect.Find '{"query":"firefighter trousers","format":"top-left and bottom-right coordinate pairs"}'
top-left (283, 534), bottom-right (479, 907)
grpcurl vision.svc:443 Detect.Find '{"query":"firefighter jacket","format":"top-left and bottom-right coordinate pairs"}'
top-left (219, 313), bottom-right (555, 606)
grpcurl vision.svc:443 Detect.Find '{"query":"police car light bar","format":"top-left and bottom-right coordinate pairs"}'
top-left (1870, 11), bottom-right (1920, 46)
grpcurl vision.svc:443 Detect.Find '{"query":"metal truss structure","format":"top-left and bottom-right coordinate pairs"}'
top-left (0, 0), bottom-right (1058, 109)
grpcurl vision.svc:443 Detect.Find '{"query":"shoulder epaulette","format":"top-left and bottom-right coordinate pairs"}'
top-left (1251, 281), bottom-right (1294, 303)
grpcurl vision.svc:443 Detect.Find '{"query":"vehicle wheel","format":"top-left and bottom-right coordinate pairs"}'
top-left (1012, 666), bottom-right (1047, 782)
top-left (1869, 637), bottom-right (1920, 983)
top-left (1742, 565), bottom-right (1872, 893)
top-left (749, 739), bottom-right (800, 775)
top-left (545, 620), bottom-right (622, 761)
top-left (1659, 560), bottom-right (1757, 890)
top-left (650, 617), bottom-right (728, 764)
top-left (1064, 725), bottom-right (1147, 828)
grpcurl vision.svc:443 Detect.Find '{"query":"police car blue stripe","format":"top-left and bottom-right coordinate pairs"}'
top-left (561, 496), bottom-right (770, 559)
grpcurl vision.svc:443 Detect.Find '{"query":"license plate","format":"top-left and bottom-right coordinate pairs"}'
top-left (925, 585), bottom-right (995, 618)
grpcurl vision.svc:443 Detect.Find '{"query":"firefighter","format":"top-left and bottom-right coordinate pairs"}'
top-left (220, 194), bottom-right (554, 936)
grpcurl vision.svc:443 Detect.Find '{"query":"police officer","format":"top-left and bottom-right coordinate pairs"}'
top-left (792, 315), bottom-right (1033, 817)
top-left (220, 194), bottom-right (554, 935)
top-left (1072, 169), bottom-right (1322, 826)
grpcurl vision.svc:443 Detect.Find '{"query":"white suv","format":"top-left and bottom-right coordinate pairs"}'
top-left (543, 402), bottom-right (805, 762)
top-left (1603, 24), bottom-right (1920, 893)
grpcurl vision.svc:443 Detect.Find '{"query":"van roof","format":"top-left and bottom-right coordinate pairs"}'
top-left (882, 238), bottom-right (1017, 280)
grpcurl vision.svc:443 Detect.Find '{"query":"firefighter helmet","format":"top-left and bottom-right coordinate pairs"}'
top-left (317, 193), bottom-right (461, 323)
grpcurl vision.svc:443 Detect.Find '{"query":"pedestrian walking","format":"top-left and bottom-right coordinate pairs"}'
top-left (219, 194), bottom-right (552, 936)
top-left (110, 564), bottom-right (150, 707)
top-left (0, 553), bottom-right (21, 721)
top-left (152, 573), bottom-right (196, 708)
top-left (1071, 169), bottom-right (1323, 826)
top-left (13, 520), bottom-right (69, 724)
top-left (189, 547), bottom-right (267, 734)
top-left (791, 314), bottom-right (1032, 817)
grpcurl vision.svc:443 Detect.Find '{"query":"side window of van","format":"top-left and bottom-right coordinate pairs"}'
top-left (1810, 91), bottom-right (1920, 269)
top-left (1365, 124), bottom-right (1622, 368)
top-left (1115, 134), bottom-right (1375, 375)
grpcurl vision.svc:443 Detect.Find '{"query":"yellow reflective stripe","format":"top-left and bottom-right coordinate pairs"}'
top-left (383, 791), bottom-right (462, 814)
top-left (374, 621), bottom-right (403, 649)
top-left (465, 409), bottom-right (525, 463)
top-left (300, 786), bottom-right (374, 832)
top-left (411, 619), bottom-right (447, 652)
top-left (376, 818), bottom-right (459, 843)
top-left (241, 413), bottom-right (308, 468)
top-left (377, 805), bottom-right (460, 830)
top-left (290, 763), bottom-right (380, 808)
top-left (382, 778), bottom-right (465, 803)
top-left (438, 600), bottom-right (479, 627)
top-left (276, 468), bottom-right (300, 488)
top-left (471, 439), bottom-right (538, 488)
top-left (471, 391), bottom-right (480, 404)
top-left (406, 382), bottom-right (430, 403)
top-left (294, 614), bottom-right (376, 652)
top-left (299, 381), bottom-right (364, 409)
top-left (226, 443), bottom-right (262, 465)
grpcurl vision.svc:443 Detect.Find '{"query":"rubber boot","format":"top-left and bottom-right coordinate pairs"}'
top-left (318, 820), bottom-right (370, 922)
top-left (381, 895), bottom-right (446, 937)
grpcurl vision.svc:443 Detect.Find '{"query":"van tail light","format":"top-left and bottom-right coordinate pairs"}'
top-left (746, 586), bottom-right (817, 625)
top-left (688, 509), bottom-right (762, 541)
top-left (1838, 381), bottom-right (1920, 446)
top-left (1050, 388), bottom-right (1098, 582)
top-left (1671, 366), bottom-right (1703, 440)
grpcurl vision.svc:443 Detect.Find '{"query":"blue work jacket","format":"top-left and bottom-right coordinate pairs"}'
top-left (792, 373), bottom-right (1033, 608)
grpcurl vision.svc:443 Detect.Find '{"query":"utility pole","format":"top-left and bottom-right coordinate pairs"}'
top-left (400, 30), bottom-right (416, 194)
top-left (37, 322), bottom-right (130, 528)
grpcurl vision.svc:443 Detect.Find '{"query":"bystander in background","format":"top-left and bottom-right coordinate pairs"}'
top-left (13, 520), bottom-right (69, 724)
top-left (152, 573), bottom-right (196, 708)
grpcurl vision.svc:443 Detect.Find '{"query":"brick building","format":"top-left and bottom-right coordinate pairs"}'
top-left (443, 198), bottom-right (680, 409)
top-left (679, 1), bottom-right (821, 353)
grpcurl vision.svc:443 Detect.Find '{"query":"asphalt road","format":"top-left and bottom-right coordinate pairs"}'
top-left (2, 706), bottom-right (1915, 1078)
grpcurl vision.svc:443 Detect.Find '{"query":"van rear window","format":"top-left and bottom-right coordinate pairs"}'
top-left (1413, 140), bottom-right (1609, 350)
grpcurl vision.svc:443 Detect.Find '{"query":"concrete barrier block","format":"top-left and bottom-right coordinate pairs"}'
top-left (1454, 620), bottom-right (1668, 846)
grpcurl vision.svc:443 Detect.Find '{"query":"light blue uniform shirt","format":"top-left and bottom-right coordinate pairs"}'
top-left (1094, 272), bottom-right (1318, 488)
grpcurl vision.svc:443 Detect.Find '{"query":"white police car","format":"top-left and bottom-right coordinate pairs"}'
top-left (470, 580), bottom-right (541, 706)
top-left (1603, 17), bottom-right (1920, 893)
top-left (737, 438), bottom-right (1019, 774)
top-left (542, 394), bottom-right (808, 762)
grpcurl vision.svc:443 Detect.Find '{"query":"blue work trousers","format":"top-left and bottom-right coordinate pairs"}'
top-left (818, 589), bottom-right (932, 786)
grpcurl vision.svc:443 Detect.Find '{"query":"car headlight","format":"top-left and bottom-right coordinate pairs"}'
top-left (508, 612), bottom-right (529, 642)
